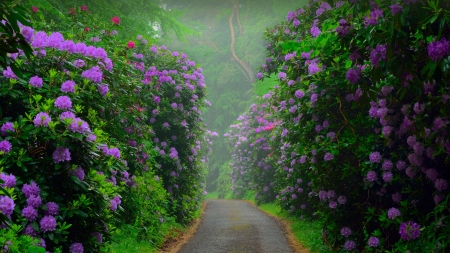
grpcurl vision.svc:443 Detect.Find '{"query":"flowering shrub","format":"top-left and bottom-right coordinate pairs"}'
top-left (228, 0), bottom-right (450, 251)
top-left (1, 3), bottom-right (210, 252)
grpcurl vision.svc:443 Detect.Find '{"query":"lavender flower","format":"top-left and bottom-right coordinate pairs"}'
top-left (54, 96), bottom-right (72, 110)
top-left (45, 202), bottom-right (59, 216)
top-left (70, 243), bottom-right (84, 253)
top-left (61, 80), bottom-right (76, 93)
top-left (341, 227), bottom-right (352, 237)
top-left (0, 140), bottom-right (12, 153)
top-left (366, 171), bottom-right (377, 182)
top-left (26, 195), bottom-right (42, 208)
top-left (0, 172), bottom-right (16, 188)
top-left (0, 196), bottom-right (15, 216)
top-left (0, 122), bottom-right (14, 136)
top-left (22, 206), bottom-right (38, 221)
top-left (34, 112), bottom-right (51, 127)
top-left (427, 37), bottom-right (450, 61)
top-left (22, 182), bottom-right (40, 198)
top-left (388, 207), bottom-right (401, 219)
top-left (98, 84), bottom-right (109, 97)
top-left (369, 152), bottom-right (382, 163)
top-left (370, 44), bottom-right (387, 67)
top-left (107, 147), bottom-right (121, 159)
top-left (324, 152), bottom-right (334, 161)
top-left (367, 236), bottom-right (379, 247)
top-left (52, 147), bottom-right (71, 163)
top-left (344, 240), bottom-right (356, 251)
top-left (29, 76), bottom-right (43, 88)
top-left (71, 167), bottom-right (85, 181)
top-left (39, 215), bottom-right (57, 232)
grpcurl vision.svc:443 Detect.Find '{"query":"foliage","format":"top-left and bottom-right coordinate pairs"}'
top-left (227, 0), bottom-right (450, 252)
top-left (0, 2), bottom-right (211, 252)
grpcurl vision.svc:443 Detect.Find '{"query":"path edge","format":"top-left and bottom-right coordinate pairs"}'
top-left (158, 201), bottom-right (207, 253)
top-left (242, 200), bottom-right (310, 253)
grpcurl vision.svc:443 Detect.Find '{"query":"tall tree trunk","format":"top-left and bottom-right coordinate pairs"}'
top-left (229, 0), bottom-right (255, 84)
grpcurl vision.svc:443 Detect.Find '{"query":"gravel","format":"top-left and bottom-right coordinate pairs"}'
top-left (178, 199), bottom-right (293, 253)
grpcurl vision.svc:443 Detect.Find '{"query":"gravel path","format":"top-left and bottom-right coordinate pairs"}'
top-left (178, 199), bottom-right (293, 253)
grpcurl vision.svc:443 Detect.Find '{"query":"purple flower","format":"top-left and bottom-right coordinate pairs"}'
top-left (68, 118), bottom-right (90, 133)
top-left (22, 206), bottom-right (38, 221)
top-left (70, 243), bottom-right (84, 253)
top-left (435, 179), bottom-right (449, 191)
top-left (308, 62), bottom-right (321, 75)
top-left (365, 8), bottom-right (383, 26)
top-left (382, 172), bottom-right (393, 182)
top-left (54, 96), bottom-right (72, 110)
top-left (399, 221), bottom-right (421, 241)
top-left (341, 227), bottom-right (352, 237)
top-left (344, 240), bottom-right (356, 251)
top-left (81, 66), bottom-right (103, 83)
top-left (396, 161), bottom-right (407, 170)
top-left (0, 140), bottom-right (12, 153)
top-left (428, 38), bottom-right (450, 61)
top-left (370, 44), bottom-right (387, 67)
top-left (366, 171), bottom-right (377, 182)
top-left (1, 122), bottom-right (14, 136)
top-left (346, 68), bottom-right (360, 84)
top-left (3, 66), bottom-right (17, 79)
top-left (368, 236), bottom-right (379, 247)
top-left (52, 147), bottom-right (71, 163)
top-left (95, 84), bottom-right (108, 97)
top-left (0, 196), bottom-right (15, 216)
top-left (45, 202), bottom-right (59, 216)
top-left (27, 195), bottom-right (42, 208)
top-left (163, 122), bottom-right (170, 128)
top-left (425, 168), bottom-right (439, 181)
top-left (91, 232), bottom-right (103, 243)
top-left (278, 72), bottom-right (287, 80)
top-left (29, 76), bottom-right (43, 88)
top-left (107, 147), bottom-right (121, 159)
top-left (338, 195), bottom-right (346, 204)
top-left (256, 72), bottom-right (263, 79)
top-left (324, 152), bottom-right (334, 161)
top-left (23, 224), bottom-right (38, 237)
top-left (0, 172), bottom-right (16, 188)
top-left (329, 201), bottom-right (337, 208)
top-left (369, 152), bottom-right (382, 163)
top-left (295, 90), bottom-right (304, 99)
top-left (310, 26), bottom-right (321, 37)
top-left (22, 182), bottom-right (40, 198)
top-left (59, 111), bottom-right (75, 121)
top-left (382, 160), bottom-right (393, 170)
top-left (336, 19), bottom-right (351, 36)
top-left (40, 215), bottom-right (57, 232)
top-left (392, 192), bottom-right (402, 203)
top-left (61, 80), bottom-right (76, 93)
top-left (71, 167), bottom-right (85, 181)
top-left (74, 59), bottom-right (85, 67)
top-left (34, 112), bottom-right (51, 127)
top-left (388, 207), bottom-right (401, 219)
top-left (390, 4), bottom-right (403, 15)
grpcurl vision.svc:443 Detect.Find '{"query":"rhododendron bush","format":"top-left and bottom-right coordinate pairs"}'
top-left (227, 0), bottom-right (450, 251)
top-left (0, 3), bottom-right (209, 252)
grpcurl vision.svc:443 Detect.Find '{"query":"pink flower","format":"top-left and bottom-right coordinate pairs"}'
top-left (31, 6), bottom-right (39, 13)
top-left (127, 41), bottom-right (135, 49)
top-left (111, 16), bottom-right (120, 25)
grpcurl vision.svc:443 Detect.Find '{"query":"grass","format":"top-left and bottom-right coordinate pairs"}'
top-left (209, 190), bottom-right (336, 253)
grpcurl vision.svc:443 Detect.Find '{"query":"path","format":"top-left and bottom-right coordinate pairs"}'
top-left (178, 199), bottom-right (293, 253)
